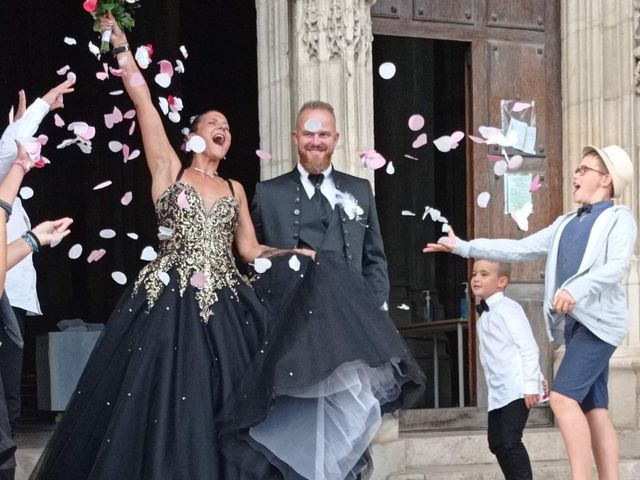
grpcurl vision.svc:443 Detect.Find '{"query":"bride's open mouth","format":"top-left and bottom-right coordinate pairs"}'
top-left (213, 134), bottom-right (225, 146)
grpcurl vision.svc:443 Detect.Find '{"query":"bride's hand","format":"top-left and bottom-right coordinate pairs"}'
top-left (292, 248), bottom-right (316, 261)
top-left (100, 12), bottom-right (127, 47)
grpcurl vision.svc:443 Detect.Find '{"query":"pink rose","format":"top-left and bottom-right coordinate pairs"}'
top-left (83, 0), bottom-right (98, 13)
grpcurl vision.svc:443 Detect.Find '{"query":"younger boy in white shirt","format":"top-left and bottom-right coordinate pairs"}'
top-left (472, 259), bottom-right (545, 480)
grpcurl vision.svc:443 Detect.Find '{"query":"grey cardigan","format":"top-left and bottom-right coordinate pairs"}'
top-left (453, 206), bottom-right (637, 346)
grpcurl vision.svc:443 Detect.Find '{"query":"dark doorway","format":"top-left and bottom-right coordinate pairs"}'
top-left (372, 36), bottom-right (472, 408)
top-left (0, 1), bottom-right (259, 422)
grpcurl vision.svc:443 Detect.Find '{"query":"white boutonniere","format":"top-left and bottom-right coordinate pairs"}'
top-left (335, 190), bottom-right (366, 224)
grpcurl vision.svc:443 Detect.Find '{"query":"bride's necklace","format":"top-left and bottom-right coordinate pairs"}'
top-left (193, 167), bottom-right (218, 179)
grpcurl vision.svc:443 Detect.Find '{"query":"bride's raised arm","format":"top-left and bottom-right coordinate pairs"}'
top-left (100, 13), bottom-right (181, 202)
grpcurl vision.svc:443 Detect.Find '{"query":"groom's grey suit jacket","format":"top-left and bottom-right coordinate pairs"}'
top-left (251, 169), bottom-right (390, 307)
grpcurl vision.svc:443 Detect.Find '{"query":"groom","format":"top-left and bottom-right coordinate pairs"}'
top-left (251, 100), bottom-right (389, 309)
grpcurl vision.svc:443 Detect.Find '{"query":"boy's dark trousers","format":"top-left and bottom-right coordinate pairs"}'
top-left (488, 398), bottom-right (532, 480)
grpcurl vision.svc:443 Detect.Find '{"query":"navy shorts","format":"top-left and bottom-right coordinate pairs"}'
top-left (552, 321), bottom-right (616, 412)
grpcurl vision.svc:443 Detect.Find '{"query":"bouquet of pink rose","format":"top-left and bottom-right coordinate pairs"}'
top-left (83, 0), bottom-right (141, 53)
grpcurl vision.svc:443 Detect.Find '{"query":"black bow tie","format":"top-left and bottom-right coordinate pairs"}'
top-left (307, 173), bottom-right (325, 189)
top-left (577, 204), bottom-right (592, 217)
top-left (475, 300), bottom-right (489, 315)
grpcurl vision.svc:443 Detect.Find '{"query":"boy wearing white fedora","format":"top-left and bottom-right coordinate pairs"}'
top-left (423, 144), bottom-right (637, 480)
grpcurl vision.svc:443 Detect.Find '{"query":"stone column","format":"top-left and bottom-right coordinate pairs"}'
top-left (290, 0), bottom-right (377, 183)
top-left (561, 0), bottom-right (640, 428)
top-left (255, 0), bottom-right (295, 180)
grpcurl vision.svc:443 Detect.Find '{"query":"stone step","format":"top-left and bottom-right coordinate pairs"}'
top-left (371, 427), bottom-right (640, 479)
top-left (384, 459), bottom-right (640, 480)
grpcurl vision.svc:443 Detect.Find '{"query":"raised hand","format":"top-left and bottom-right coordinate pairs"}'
top-left (101, 12), bottom-right (127, 48)
top-left (31, 217), bottom-right (74, 247)
top-left (13, 90), bottom-right (27, 121)
top-left (422, 227), bottom-right (458, 253)
top-left (41, 78), bottom-right (76, 111)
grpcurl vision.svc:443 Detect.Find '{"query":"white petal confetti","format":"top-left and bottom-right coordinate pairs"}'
top-left (401, 210), bottom-right (416, 216)
top-left (108, 141), bottom-right (123, 153)
top-left (111, 272), bottom-right (128, 285)
top-left (140, 246), bottom-right (158, 262)
top-left (19, 187), bottom-right (34, 200)
top-left (157, 226), bottom-right (174, 240)
top-left (68, 244), bottom-right (83, 259)
top-left (288, 255), bottom-right (301, 272)
top-left (158, 271), bottom-right (171, 286)
top-left (127, 233), bottom-right (139, 240)
top-left (385, 161), bottom-right (395, 174)
top-left (397, 304), bottom-right (410, 310)
top-left (99, 229), bottom-right (117, 239)
top-left (493, 160), bottom-right (508, 176)
top-left (64, 37), bottom-right (77, 45)
top-left (121, 191), bottom-right (133, 206)
top-left (378, 62), bottom-right (396, 80)
top-left (93, 180), bottom-right (113, 190)
top-left (477, 192), bottom-right (491, 208)
top-left (253, 257), bottom-right (272, 274)
top-left (304, 118), bottom-right (322, 133)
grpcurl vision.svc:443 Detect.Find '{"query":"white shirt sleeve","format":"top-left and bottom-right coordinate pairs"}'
top-left (0, 97), bottom-right (50, 180)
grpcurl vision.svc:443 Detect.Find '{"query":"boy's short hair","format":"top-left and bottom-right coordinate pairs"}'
top-left (497, 262), bottom-right (511, 280)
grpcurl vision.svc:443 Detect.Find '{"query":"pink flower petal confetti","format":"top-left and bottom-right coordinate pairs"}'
top-left (121, 191), bottom-right (133, 205)
top-left (477, 192), bottom-right (491, 208)
top-left (467, 135), bottom-right (486, 144)
top-left (123, 109), bottom-right (136, 119)
top-left (129, 120), bottom-right (136, 136)
top-left (108, 67), bottom-right (124, 77)
top-left (54, 113), bottom-right (65, 127)
top-left (529, 174), bottom-right (543, 193)
top-left (256, 149), bottom-right (272, 161)
top-left (412, 133), bottom-right (428, 149)
top-left (512, 102), bottom-right (532, 112)
top-left (68, 244), bottom-right (83, 259)
top-left (96, 63), bottom-right (109, 81)
top-left (104, 106), bottom-right (123, 129)
top-left (190, 271), bottom-right (207, 288)
top-left (111, 272), bottom-right (128, 285)
top-left (127, 149), bottom-right (141, 161)
top-left (493, 160), bottom-right (508, 176)
top-left (507, 154), bottom-right (523, 170)
top-left (87, 249), bottom-right (106, 263)
top-left (122, 144), bottom-right (130, 162)
top-left (93, 180), bottom-right (113, 190)
top-left (177, 190), bottom-right (191, 209)
top-left (360, 149), bottom-right (386, 170)
top-left (57, 65), bottom-right (71, 75)
top-left (408, 114), bottom-right (425, 131)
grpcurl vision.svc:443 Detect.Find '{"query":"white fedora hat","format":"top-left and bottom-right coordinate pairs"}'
top-left (582, 144), bottom-right (633, 198)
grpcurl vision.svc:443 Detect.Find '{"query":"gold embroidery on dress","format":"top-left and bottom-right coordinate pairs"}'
top-left (133, 181), bottom-right (251, 323)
